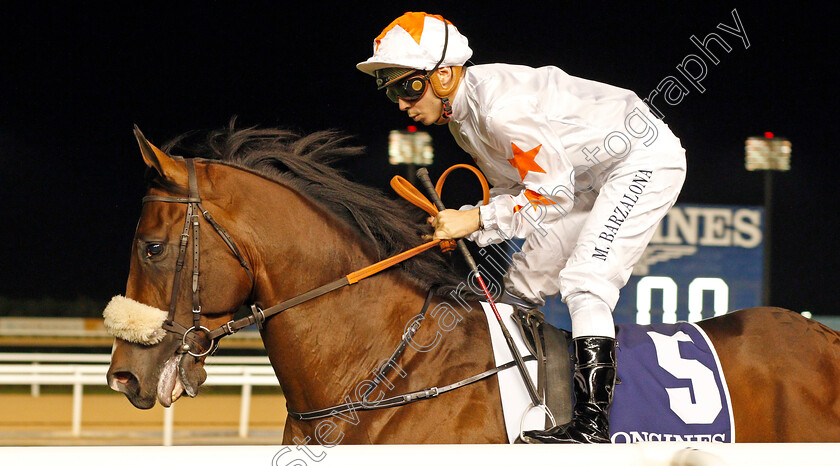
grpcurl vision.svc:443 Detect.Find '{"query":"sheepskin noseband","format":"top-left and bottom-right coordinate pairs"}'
top-left (103, 295), bottom-right (168, 345)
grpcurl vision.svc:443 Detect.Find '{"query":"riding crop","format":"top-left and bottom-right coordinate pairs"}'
top-left (415, 167), bottom-right (544, 409)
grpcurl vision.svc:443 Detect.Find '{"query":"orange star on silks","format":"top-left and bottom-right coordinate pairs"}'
top-left (508, 142), bottom-right (545, 181)
top-left (514, 189), bottom-right (557, 213)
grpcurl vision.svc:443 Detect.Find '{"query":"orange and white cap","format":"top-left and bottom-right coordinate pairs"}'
top-left (357, 12), bottom-right (472, 76)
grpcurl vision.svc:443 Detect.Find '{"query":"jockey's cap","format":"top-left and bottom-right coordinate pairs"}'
top-left (357, 12), bottom-right (472, 86)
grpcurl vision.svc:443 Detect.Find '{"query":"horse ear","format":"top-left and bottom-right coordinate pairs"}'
top-left (133, 125), bottom-right (187, 184)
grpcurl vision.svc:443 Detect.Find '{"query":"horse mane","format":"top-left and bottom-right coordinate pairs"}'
top-left (159, 121), bottom-right (476, 299)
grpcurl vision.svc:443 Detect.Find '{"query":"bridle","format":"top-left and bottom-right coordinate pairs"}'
top-left (142, 158), bottom-right (255, 357)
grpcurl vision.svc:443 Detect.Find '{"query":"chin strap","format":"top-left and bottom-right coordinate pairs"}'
top-left (435, 97), bottom-right (453, 124)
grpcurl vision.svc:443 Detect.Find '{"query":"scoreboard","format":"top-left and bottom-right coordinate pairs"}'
top-left (534, 204), bottom-right (764, 328)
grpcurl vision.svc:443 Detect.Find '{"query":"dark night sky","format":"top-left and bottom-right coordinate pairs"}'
top-left (0, 2), bottom-right (837, 315)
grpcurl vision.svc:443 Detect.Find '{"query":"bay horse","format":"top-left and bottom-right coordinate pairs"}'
top-left (107, 124), bottom-right (840, 443)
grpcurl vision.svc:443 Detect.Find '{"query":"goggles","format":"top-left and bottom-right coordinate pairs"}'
top-left (374, 21), bottom-right (451, 104)
top-left (385, 74), bottom-right (430, 103)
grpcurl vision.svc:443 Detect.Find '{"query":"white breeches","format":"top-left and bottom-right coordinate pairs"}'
top-left (504, 147), bottom-right (686, 337)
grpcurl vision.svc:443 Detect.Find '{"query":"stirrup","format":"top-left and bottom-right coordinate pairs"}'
top-left (518, 403), bottom-right (557, 443)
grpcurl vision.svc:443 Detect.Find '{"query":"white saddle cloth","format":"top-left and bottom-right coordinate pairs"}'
top-left (479, 301), bottom-right (547, 443)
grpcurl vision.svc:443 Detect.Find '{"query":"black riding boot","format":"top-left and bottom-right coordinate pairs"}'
top-left (521, 336), bottom-right (617, 444)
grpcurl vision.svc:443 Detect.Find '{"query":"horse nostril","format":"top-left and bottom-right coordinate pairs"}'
top-left (109, 370), bottom-right (139, 393)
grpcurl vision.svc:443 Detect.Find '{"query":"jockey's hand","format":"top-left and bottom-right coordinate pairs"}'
top-left (426, 208), bottom-right (480, 240)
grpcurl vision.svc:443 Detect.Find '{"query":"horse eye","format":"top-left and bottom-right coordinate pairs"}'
top-left (145, 243), bottom-right (164, 258)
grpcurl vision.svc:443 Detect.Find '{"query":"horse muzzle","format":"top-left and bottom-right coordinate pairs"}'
top-left (105, 295), bottom-right (209, 406)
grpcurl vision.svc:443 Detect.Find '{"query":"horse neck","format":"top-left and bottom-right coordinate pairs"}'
top-left (213, 165), bottom-right (435, 411)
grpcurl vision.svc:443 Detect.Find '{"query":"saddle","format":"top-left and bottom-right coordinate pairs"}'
top-left (509, 306), bottom-right (574, 428)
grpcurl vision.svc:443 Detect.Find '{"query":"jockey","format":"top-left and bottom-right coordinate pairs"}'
top-left (358, 12), bottom-right (686, 444)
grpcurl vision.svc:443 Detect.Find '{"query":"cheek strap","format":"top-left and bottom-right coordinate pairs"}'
top-left (103, 295), bottom-right (168, 345)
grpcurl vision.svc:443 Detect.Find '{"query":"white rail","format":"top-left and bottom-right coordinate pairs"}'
top-left (0, 354), bottom-right (279, 445)
top-left (0, 352), bottom-right (271, 397)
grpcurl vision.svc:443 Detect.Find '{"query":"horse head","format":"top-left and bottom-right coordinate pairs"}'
top-left (106, 127), bottom-right (254, 408)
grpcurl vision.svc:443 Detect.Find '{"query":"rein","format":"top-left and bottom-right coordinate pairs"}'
top-left (207, 237), bottom-right (448, 342)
